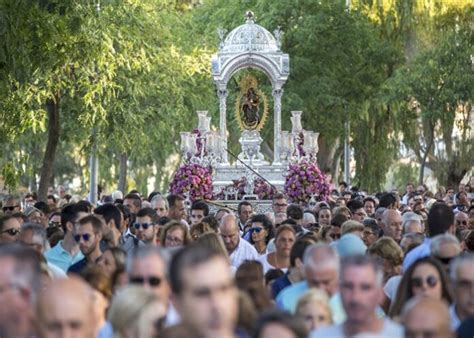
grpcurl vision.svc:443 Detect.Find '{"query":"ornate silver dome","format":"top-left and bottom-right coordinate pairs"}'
top-left (220, 11), bottom-right (281, 53)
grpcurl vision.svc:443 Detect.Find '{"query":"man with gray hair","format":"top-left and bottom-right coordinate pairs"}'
top-left (0, 243), bottom-right (42, 338)
top-left (126, 246), bottom-right (179, 326)
top-left (311, 255), bottom-right (403, 338)
top-left (277, 243), bottom-right (345, 323)
top-left (380, 209), bottom-right (403, 243)
top-left (151, 194), bottom-right (169, 218)
top-left (18, 223), bottom-right (66, 278)
top-left (430, 234), bottom-right (461, 272)
top-left (449, 254), bottom-right (474, 330)
top-left (402, 211), bottom-right (424, 234)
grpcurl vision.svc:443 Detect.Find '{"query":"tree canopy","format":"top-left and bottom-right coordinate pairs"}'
top-left (0, 0), bottom-right (472, 195)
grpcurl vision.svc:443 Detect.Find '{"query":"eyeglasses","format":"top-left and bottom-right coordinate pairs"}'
top-left (2, 205), bottom-right (19, 212)
top-left (405, 329), bottom-right (438, 338)
top-left (456, 220), bottom-right (468, 226)
top-left (74, 234), bottom-right (92, 242)
top-left (250, 227), bottom-right (264, 234)
top-left (165, 236), bottom-right (183, 243)
top-left (435, 256), bottom-right (455, 265)
top-left (411, 275), bottom-right (438, 288)
top-left (48, 221), bottom-right (61, 228)
top-left (273, 203), bottom-right (287, 208)
top-left (1, 228), bottom-right (20, 236)
top-left (329, 233), bottom-right (341, 240)
top-left (363, 230), bottom-right (375, 236)
top-left (133, 222), bottom-right (154, 230)
top-left (130, 276), bottom-right (162, 287)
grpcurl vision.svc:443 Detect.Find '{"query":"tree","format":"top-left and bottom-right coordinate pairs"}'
top-left (387, 7), bottom-right (474, 187)
top-left (0, 0), bottom-right (213, 198)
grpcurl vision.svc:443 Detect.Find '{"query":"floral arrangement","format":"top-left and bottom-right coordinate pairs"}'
top-left (169, 163), bottom-right (214, 201)
top-left (284, 160), bottom-right (330, 205)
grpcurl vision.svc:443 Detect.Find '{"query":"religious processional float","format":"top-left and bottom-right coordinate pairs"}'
top-left (170, 12), bottom-right (329, 213)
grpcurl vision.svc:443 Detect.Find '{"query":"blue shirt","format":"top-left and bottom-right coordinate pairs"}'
top-left (271, 273), bottom-right (292, 298)
top-left (403, 237), bottom-right (431, 272)
top-left (276, 281), bottom-right (346, 324)
top-left (68, 258), bottom-right (88, 274)
top-left (44, 240), bottom-right (84, 272)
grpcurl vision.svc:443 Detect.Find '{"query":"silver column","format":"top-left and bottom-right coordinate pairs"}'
top-left (218, 87), bottom-right (229, 164)
top-left (272, 87), bottom-right (283, 164)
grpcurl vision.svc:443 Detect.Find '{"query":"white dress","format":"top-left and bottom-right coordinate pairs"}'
top-left (257, 253), bottom-right (288, 274)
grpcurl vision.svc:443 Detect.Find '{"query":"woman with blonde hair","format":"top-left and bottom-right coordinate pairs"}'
top-left (108, 285), bottom-right (167, 338)
top-left (295, 289), bottom-right (333, 332)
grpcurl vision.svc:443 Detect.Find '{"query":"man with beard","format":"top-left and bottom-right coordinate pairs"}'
top-left (311, 255), bottom-right (403, 338)
top-left (133, 207), bottom-right (159, 246)
top-left (68, 215), bottom-right (103, 274)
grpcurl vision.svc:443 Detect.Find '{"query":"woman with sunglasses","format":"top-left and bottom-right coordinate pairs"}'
top-left (248, 214), bottom-right (274, 256)
top-left (389, 256), bottom-right (453, 319)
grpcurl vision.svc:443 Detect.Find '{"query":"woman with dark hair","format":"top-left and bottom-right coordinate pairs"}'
top-left (252, 309), bottom-right (307, 338)
top-left (317, 206), bottom-right (332, 226)
top-left (389, 256), bottom-right (453, 318)
top-left (248, 214), bottom-right (274, 256)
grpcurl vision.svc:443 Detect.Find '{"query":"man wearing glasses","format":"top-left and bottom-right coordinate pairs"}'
top-left (44, 203), bottom-right (88, 272)
top-left (2, 195), bottom-right (22, 215)
top-left (134, 207), bottom-right (159, 246)
top-left (0, 215), bottom-right (22, 243)
top-left (68, 215), bottom-right (103, 274)
top-left (126, 246), bottom-right (179, 326)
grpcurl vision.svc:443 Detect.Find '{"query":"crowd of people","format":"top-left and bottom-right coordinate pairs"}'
top-left (0, 178), bottom-right (473, 338)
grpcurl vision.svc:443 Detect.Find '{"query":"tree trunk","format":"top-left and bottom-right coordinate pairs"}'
top-left (418, 121), bottom-right (434, 186)
top-left (118, 152), bottom-right (128, 193)
top-left (318, 136), bottom-right (340, 174)
top-left (38, 92), bottom-right (60, 202)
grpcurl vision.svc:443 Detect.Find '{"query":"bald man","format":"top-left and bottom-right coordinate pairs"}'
top-left (36, 277), bottom-right (96, 338)
top-left (402, 297), bottom-right (454, 338)
top-left (381, 209), bottom-right (402, 242)
top-left (219, 214), bottom-right (258, 268)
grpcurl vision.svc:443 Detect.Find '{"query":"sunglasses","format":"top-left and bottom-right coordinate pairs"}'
top-left (74, 234), bottom-right (92, 242)
top-left (49, 221), bottom-right (61, 228)
top-left (330, 233), bottom-right (341, 240)
top-left (411, 275), bottom-right (438, 288)
top-left (250, 227), bottom-right (264, 234)
top-left (133, 222), bottom-right (154, 230)
top-left (456, 220), bottom-right (468, 226)
top-left (130, 276), bottom-right (162, 287)
top-left (2, 205), bottom-right (19, 211)
top-left (1, 228), bottom-right (20, 236)
top-left (435, 256), bottom-right (455, 265)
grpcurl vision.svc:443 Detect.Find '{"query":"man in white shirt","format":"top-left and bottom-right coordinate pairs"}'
top-left (219, 214), bottom-right (258, 268)
top-left (311, 255), bottom-right (403, 338)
